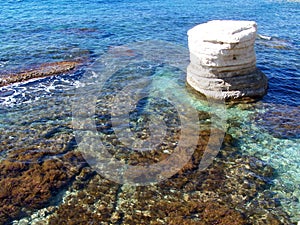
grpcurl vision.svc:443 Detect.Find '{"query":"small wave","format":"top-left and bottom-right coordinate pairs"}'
top-left (0, 72), bottom-right (81, 107)
top-left (257, 34), bottom-right (272, 40)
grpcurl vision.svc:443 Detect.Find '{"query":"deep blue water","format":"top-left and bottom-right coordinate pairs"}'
top-left (0, 0), bottom-right (299, 222)
top-left (0, 0), bottom-right (299, 105)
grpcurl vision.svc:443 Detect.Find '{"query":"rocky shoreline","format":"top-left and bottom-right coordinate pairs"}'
top-left (0, 60), bottom-right (83, 87)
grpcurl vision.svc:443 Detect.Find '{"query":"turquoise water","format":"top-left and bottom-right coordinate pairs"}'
top-left (0, 0), bottom-right (299, 223)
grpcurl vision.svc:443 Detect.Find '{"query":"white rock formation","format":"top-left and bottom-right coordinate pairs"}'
top-left (187, 20), bottom-right (268, 100)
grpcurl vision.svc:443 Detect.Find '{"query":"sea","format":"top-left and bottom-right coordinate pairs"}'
top-left (0, 0), bottom-right (299, 224)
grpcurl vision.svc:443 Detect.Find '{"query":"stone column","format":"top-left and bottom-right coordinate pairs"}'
top-left (186, 20), bottom-right (268, 101)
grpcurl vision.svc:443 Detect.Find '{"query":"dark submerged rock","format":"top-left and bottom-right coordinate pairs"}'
top-left (253, 104), bottom-right (300, 139)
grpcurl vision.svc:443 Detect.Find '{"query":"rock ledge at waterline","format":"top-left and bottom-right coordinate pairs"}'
top-left (187, 20), bottom-right (268, 100)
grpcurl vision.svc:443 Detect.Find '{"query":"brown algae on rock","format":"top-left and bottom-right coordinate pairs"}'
top-left (0, 105), bottom-right (292, 224)
top-left (37, 123), bottom-right (290, 224)
top-left (0, 60), bottom-right (83, 87)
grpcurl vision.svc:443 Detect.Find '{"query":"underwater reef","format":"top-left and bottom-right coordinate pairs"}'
top-left (0, 110), bottom-right (291, 225)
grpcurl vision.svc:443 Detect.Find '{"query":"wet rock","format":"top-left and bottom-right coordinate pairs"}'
top-left (0, 60), bottom-right (83, 87)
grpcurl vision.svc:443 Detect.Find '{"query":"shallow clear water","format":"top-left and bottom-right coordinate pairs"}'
top-left (0, 0), bottom-right (299, 223)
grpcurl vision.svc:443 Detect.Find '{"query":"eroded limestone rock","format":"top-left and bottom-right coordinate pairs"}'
top-left (187, 20), bottom-right (268, 100)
